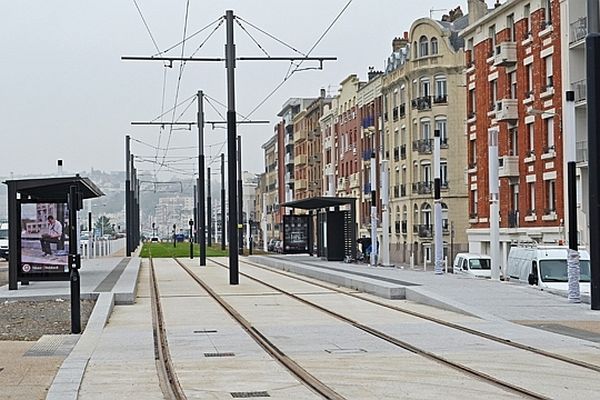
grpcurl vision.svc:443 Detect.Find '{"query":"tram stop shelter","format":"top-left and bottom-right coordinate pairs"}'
top-left (4, 175), bottom-right (104, 290)
top-left (281, 197), bottom-right (357, 261)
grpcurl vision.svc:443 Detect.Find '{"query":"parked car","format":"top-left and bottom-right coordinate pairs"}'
top-left (267, 238), bottom-right (278, 252)
top-left (274, 240), bottom-right (283, 253)
top-left (151, 237), bottom-right (160, 243)
top-left (452, 253), bottom-right (492, 278)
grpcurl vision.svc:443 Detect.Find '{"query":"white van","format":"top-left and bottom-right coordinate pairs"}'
top-left (452, 253), bottom-right (492, 278)
top-left (506, 246), bottom-right (591, 293)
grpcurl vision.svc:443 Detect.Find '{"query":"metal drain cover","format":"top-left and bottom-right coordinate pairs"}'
top-left (230, 391), bottom-right (270, 398)
top-left (204, 352), bottom-right (235, 357)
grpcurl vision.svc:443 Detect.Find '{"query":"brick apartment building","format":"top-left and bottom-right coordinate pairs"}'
top-left (461, 0), bottom-right (565, 267)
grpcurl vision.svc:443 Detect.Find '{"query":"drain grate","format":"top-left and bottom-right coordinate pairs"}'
top-left (230, 391), bottom-right (270, 398)
top-left (204, 352), bottom-right (235, 357)
top-left (194, 329), bottom-right (218, 334)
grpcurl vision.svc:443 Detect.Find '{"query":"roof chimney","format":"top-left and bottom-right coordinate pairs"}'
top-left (57, 159), bottom-right (63, 176)
top-left (320, 88), bottom-right (326, 98)
top-left (468, 0), bottom-right (488, 24)
top-left (392, 34), bottom-right (409, 52)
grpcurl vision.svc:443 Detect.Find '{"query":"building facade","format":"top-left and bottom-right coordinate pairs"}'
top-left (382, 12), bottom-right (470, 265)
top-left (261, 134), bottom-right (279, 241)
top-left (462, 0), bottom-right (565, 268)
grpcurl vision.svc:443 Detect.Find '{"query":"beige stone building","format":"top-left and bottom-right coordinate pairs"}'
top-left (382, 13), bottom-right (469, 265)
top-left (261, 134), bottom-right (279, 241)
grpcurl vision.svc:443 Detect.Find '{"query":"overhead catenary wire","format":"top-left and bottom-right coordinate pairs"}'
top-left (235, 18), bottom-right (270, 58)
top-left (153, 16), bottom-right (224, 57)
top-left (235, 16), bottom-right (307, 57)
top-left (244, 0), bottom-right (354, 120)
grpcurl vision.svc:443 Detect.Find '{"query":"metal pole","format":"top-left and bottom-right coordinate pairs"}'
top-left (262, 193), bottom-right (268, 252)
top-left (68, 185), bottom-right (81, 334)
top-left (587, 32), bottom-right (600, 309)
top-left (197, 90), bottom-right (207, 266)
top-left (381, 160), bottom-right (391, 266)
top-left (125, 135), bottom-right (131, 256)
top-left (193, 184), bottom-right (197, 243)
top-left (221, 153), bottom-right (226, 251)
top-left (488, 128), bottom-right (501, 280)
top-left (433, 129), bottom-right (443, 275)
top-left (226, 10), bottom-right (239, 284)
top-left (589, 0), bottom-right (600, 34)
top-left (370, 151), bottom-right (377, 266)
top-left (238, 135), bottom-right (244, 256)
top-left (189, 219), bottom-right (194, 259)
top-left (207, 167), bottom-right (212, 247)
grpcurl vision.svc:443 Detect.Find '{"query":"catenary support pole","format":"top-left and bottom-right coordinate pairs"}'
top-left (225, 10), bottom-right (239, 284)
top-left (125, 135), bottom-right (131, 256)
top-left (587, 31), bottom-right (600, 309)
top-left (488, 128), bottom-right (501, 280)
top-left (193, 184), bottom-right (197, 243)
top-left (197, 90), bottom-right (207, 266)
top-left (221, 153), bottom-right (226, 251)
top-left (207, 167), bottom-right (212, 247)
top-left (381, 160), bottom-right (391, 266)
top-left (565, 91), bottom-right (581, 303)
top-left (238, 135), bottom-right (243, 255)
top-left (370, 151), bottom-right (377, 266)
top-left (262, 193), bottom-right (268, 252)
top-left (433, 129), bottom-right (443, 275)
top-left (68, 185), bottom-right (81, 334)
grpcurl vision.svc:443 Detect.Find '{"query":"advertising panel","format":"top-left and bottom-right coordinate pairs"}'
top-left (19, 202), bottom-right (70, 280)
top-left (283, 214), bottom-right (309, 254)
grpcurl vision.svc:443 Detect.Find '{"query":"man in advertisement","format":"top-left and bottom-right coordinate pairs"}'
top-left (40, 215), bottom-right (63, 256)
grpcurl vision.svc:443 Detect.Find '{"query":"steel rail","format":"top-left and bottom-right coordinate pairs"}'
top-left (240, 258), bottom-right (600, 373)
top-left (208, 257), bottom-right (551, 400)
top-left (149, 257), bottom-right (188, 400)
top-left (172, 258), bottom-right (346, 400)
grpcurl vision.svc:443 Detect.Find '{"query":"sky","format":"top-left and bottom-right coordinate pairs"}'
top-left (0, 0), bottom-right (468, 181)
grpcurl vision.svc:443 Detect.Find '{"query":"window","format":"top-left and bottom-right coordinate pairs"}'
top-left (545, 56), bottom-right (553, 89)
top-left (440, 161), bottom-right (448, 187)
top-left (488, 25), bottom-right (496, 56)
top-left (400, 86), bottom-right (406, 104)
top-left (421, 164), bottom-right (431, 183)
top-left (413, 41), bottom-right (418, 59)
top-left (430, 37), bottom-right (438, 55)
top-left (507, 14), bottom-right (516, 42)
top-left (545, 117), bottom-right (554, 152)
top-left (469, 89), bottom-right (476, 117)
top-left (421, 78), bottom-right (431, 97)
top-left (421, 119), bottom-right (431, 140)
top-left (469, 139), bottom-right (477, 167)
top-left (435, 76), bottom-right (447, 100)
top-left (546, 180), bottom-right (556, 213)
top-left (528, 182), bottom-right (536, 214)
top-left (435, 118), bottom-right (448, 145)
top-left (510, 71), bottom-right (517, 99)
top-left (419, 36), bottom-right (429, 57)
top-left (509, 127), bottom-right (518, 156)
top-left (490, 79), bottom-right (498, 110)
top-left (526, 65), bottom-right (533, 95)
top-left (544, 0), bottom-right (552, 26)
top-left (471, 189), bottom-right (478, 216)
top-left (527, 123), bottom-right (535, 154)
top-left (524, 4), bottom-right (531, 35)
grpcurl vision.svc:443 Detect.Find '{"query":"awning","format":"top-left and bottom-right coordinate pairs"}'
top-left (4, 176), bottom-right (104, 202)
top-left (282, 196), bottom-right (356, 210)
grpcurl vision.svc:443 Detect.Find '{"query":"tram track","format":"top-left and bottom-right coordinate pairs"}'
top-left (239, 257), bottom-right (600, 373)
top-left (203, 256), bottom-right (576, 400)
top-left (148, 257), bottom-right (187, 400)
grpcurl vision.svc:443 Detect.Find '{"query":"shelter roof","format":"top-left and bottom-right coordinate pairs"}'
top-left (282, 196), bottom-right (356, 210)
top-left (4, 175), bottom-right (104, 202)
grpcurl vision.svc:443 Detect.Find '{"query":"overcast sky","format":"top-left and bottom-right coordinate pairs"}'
top-left (1, 0), bottom-right (468, 181)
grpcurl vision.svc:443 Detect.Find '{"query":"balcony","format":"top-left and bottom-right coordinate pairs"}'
top-left (349, 173), bottom-right (360, 188)
top-left (336, 178), bottom-right (347, 191)
top-left (414, 224), bottom-right (433, 238)
top-left (495, 99), bottom-right (518, 121)
top-left (493, 41), bottom-right (517, 66)
top-left (412, 139), bottom-right (433, 154)
top-left (308, 153), bottom-right (322, 165)
top-left (570, 17), bottom-right (587, 44)
top-left (508, 210), bottom-right (519, 228)
top-left (294, 130), bottom-right (308, 143)
top-left (433, 94), bottom-right (448, 104)
top-left (411, 96), bottom-right (432, 111)
top-left (400, 144), bottom-right (407, 160)
top-left (412, 181), bottom-right (433, 195)
top-left (440, 137), bottom-right (449, 149)
top-left (498, 155), bottom-right (519, 177)
top-left (294, 154), bottom-right (308, 166)
top-left (295, 179), bottom-right (308, 191)
top-left (573, 79), bottom-right (587, 103)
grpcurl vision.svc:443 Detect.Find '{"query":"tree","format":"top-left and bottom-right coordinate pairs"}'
top-left (95, 216), bottom-right (114, 237)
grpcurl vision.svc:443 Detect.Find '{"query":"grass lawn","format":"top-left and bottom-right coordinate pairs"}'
top-left (140, 242), bottom-right (229, 258)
